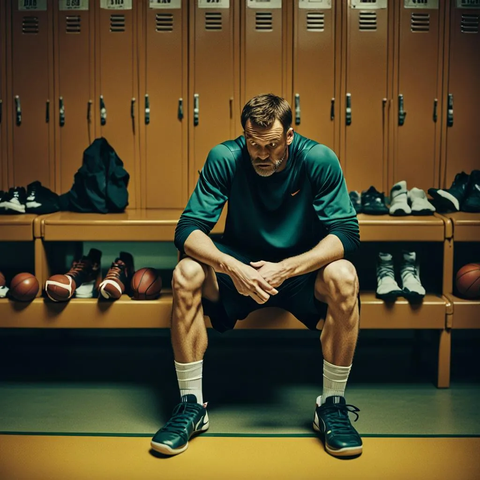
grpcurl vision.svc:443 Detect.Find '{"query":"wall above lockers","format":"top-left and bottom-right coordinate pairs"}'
top-left (0, 0), bottom-right (479, 208)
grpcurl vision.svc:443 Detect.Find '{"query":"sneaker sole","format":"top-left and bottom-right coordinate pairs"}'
top-left (3, 203), bottom-right (26, 213)
top-left (376, 291), bottom-right (403, 302)
top-left (429, 190), bottom-right (460, 211)
top-left (150, 422), bottom-right (209, 456)
top-left (313, 421), bottom-right (363, 457)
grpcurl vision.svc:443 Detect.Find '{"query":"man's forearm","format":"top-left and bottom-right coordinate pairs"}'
top-left (282, 234), bottom-right (345, 278)
top-left (183, 229), bottom-right (239, 275)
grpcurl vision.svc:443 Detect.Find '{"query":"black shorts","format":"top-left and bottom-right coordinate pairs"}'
top-left (202, 242), bottom-right (328, 333)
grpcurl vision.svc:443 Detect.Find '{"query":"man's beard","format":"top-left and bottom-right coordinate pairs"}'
top-left (251, 147), bottom-right (288, 178)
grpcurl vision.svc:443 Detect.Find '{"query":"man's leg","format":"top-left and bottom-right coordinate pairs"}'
top-left (312, 259), bottom-right (363, 457)
top-left (151, 257), bottom-right (219, 456)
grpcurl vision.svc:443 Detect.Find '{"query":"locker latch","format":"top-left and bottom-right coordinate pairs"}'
top-left (87, 100), bottom-right (93, 123)
top-left (59, 97), bottom-right (65, 127)
top-left (194, 94), bottom-right (199, 126)
top-left (100, 95), bottom-right (107, 126)
top-left (145, 94), bottom-right (150, 125)
top-left (131, 98), bottom-right (136, 120)
top-left (295, 94), bottom-right (301, 125)
top-left (331, 98), bottom-right (335, 121)
top-left (398, 94), bottom-right (406, 126)
top-left (15, 96), bottom-right (22, 126)
top-left (346, 93), bottom-right (352, 126)
top-left (433, 98), bottom-right (438, 123)
top-left (178, 98), bottom-right (184, 120)
top-left (46, 100), bottom-right (50, 123)
top-left (447, 94), bottom-right (453, 127)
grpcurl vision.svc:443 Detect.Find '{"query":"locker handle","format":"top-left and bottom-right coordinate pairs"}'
top-left (87, 100), bottom-right (92, 123)
top-left (100, 95), bottom-right (107, 126)
top-left (433, 99), bottom-right (438, 123)
top-left (145, 94), bottom-right (150, 125)
top-left (131, 98), bottom-right (136, 120)
top-left (46, 100), bottom-right (50, 123)
top-left (15, 95), bottom-right (22, 126)
top-left (346, 93), bottom-right (352, 126)
top-left (330, 98), bottom-right (335, 121)
top-left (59, 97), bottom-right (65, 127)
top-left (295, 93), bottom-right (301, 125)
top-left (398, 94), bottom-right (406, 126)
top-left (194, 94), bottom-right (199, 126)
top-left (447, 94), bottom-right (453, 127)
top-left (178, 98), bottom-right (184, 120)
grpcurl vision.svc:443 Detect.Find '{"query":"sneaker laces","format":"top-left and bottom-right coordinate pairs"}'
top-left (401, 262), bottom-right (419, 283)
top-left (377, 262), bottom-right (395, 281)
top-left (161, 402), bottom-right (205, 437)
top-left (105, 261), bottom-right (125, 281)
top-left (66, 257), bottom-right (97, 284)
top-left (320, 403), bottom-right (361, 434)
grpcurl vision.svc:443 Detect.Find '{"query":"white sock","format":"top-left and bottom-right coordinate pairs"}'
top-left (322, 360), bottom-right (352, 403)
top-left (175, 360), bottom-right (203, 404)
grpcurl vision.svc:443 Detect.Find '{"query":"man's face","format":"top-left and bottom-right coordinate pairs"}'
top-left (244, 119), bottom-right (294, 177)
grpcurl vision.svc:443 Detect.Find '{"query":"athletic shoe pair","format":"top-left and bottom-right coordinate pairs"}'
top-left (376, 251), bottom-right (426, 302)
top-left (389, 181), bottom-right (435, 216)
top-left (0, 270), bottom-right (8, 298)
top-left (428, 170), bottom-right (480, 213)
top-left (0, 182), bottom-right (60, 215)
top-left (45, 250), bottom-right (134, 302)
top-left (151, 394), bottom-right (362, 458)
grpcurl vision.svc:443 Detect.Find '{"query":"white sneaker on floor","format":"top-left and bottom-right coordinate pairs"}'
top-left (408, 188), bottom-right (435, 216)
top-left (400, 251), bottom-right (426, 302)
top-left (376, 252), bottom-right (403, 302)
top-left (389, 181), bottom-right (411, 216)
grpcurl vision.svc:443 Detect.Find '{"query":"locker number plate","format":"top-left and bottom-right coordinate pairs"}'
top-left (299, 0), bottom-right (331, 9)
top-left (198, 0), bottom-right (230, 8)
top-left (150, 0), bottom-right (182, 8)
top-left (59, 0), bottom-right (89, 10)
top-left (248, 0), bottom-right (282, 9)
top-left (18, 0), bottom-right (47, 10)
top-left (101, 0), bottom-right (132, 9)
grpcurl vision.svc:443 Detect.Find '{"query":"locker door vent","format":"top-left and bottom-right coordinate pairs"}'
top-left (255, 12), bottom-right (273, 31)
top-left (461, 14), bottom-right (479, 33)
top-left (307, 12), bottom-right (325, 32)
top-left (110, 15), bottom-right (126, 33)
top-left (22, 16), bottom-right (39, 35)
top-left (156, 13), bottom-right (173, 32)
top-left (66, 16), bottom-right (81, 34)
top-left (205, 12), bottom-right (222, 31)
top-left (359, 12), bottom-right (377, 31)
top-left (411, 13), bottom-right (430, 32)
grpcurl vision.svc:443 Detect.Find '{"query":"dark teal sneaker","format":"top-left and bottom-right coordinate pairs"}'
top-left (313, 395), bottom-right (362, 457)
top-left (151, 394), bottom-right (209, 456)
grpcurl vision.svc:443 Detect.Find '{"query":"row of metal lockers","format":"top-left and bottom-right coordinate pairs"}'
top-left (0, 0), bottom-right (479, 210)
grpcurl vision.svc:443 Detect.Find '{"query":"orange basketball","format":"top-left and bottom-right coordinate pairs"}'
top-left (455, 263), bottom-right (480, 299)
top-left (45, 274), bottom-right (75, 302)
top-left (9, 272), bottom-right (39, 302)
top-left (131, 268), bottom-right (162, 300)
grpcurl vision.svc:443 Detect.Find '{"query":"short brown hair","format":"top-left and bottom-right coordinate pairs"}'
top-left (241, 93), bottom-right (292, 133)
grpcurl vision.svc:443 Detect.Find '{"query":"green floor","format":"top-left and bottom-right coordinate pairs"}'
top-left (1, 329), bottom-right (479, 437)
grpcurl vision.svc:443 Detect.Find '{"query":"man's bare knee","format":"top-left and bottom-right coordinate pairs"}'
top-left (172, 258), bottom-right (206, 294)
top-left (315, 260), bottom-right (359, 307)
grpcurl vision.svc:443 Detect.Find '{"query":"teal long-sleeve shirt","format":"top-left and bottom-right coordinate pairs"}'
top-left (175, 133), bottom-right (360, 262)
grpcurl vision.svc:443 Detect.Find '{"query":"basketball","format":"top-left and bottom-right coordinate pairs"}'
top-left (131, 267), bottom-right (162, 300)
top-left (0, 271), bottom-right (5, 287)
top-left (45, 274), bottom-right (76, 302)
top-left (455, 263), bottom-right (480, 299)
top-left (9, 272), bottom-right (39, 302)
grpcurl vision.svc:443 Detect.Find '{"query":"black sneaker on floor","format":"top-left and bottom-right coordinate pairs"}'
top-left (151, 394), bottom-right (209, 456)
top-left (313, 395), bottom-right (362, 458)
top-left (462, 170), bottom-right (480, 213)
top-left (349, 191), bottom-right (362, 214)
top-left (25, 181), bottom-right (60, 214)
top-left (361, 186), bottom-right (389, 215)
top-left (1, 187), bottom-right (27, 214)
top-left (428, 171), bottom-right (469, 212)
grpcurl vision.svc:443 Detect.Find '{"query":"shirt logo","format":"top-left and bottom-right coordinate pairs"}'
top-left (291, 189), bottom-right (301, 197)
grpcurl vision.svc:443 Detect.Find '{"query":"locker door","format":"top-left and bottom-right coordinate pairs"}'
top-left (8, 0), bottom-right (54, 189)
top-left (444, 0), bottom-right (480, 185)
top-left (293, 0), bottom-right (338, 149)
top-left (95, 0), bottom-right (138, 208)
top-left (393, 0), bottom-right (444, 191)
top-left (341, 0), bottom-right (390, 193)
top-left (242, 0), bottom-right (289, 104)
top-left (141, 0), bottom-right (188, 209)
top-left (0, 1), bottom-right (6, 190)
top-left (54, 0), bottom-right (95, 195)
top-left (190, 0), bottom-right (239, 191)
